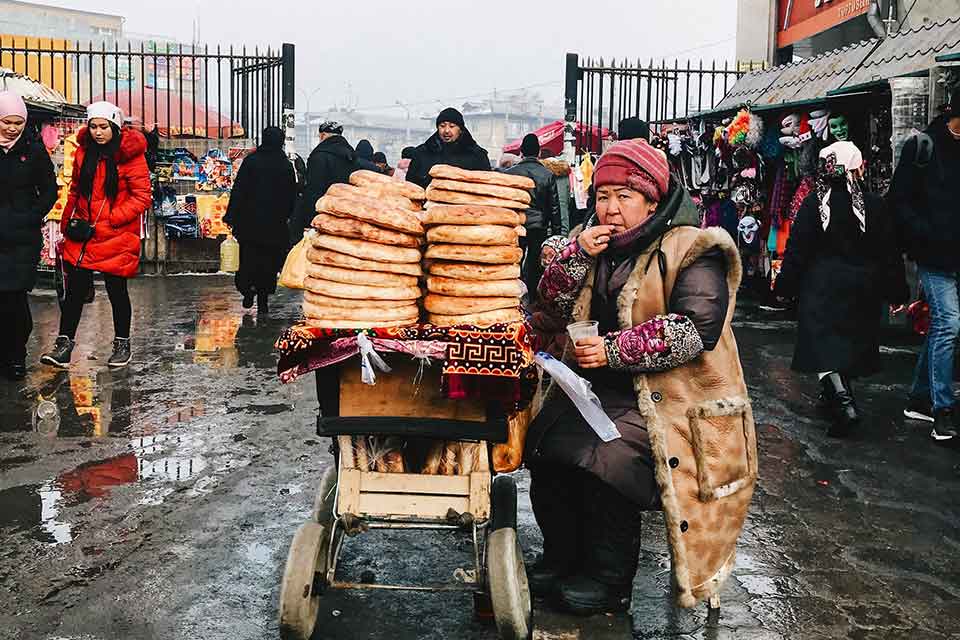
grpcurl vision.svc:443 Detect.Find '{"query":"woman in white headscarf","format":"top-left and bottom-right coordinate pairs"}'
top-left (775, 141), bottom-right (907, 437)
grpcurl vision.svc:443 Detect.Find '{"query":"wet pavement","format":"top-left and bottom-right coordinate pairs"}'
top-left (0, 275), bottom-right (958, 640)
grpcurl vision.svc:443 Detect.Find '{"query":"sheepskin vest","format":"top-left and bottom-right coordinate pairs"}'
top-left (569, 226), bottom-right (757, 608)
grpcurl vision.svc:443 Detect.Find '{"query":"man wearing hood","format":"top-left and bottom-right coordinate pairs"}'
top-left (291, 121), bottom-right (356, 241)
top-left (406, 107), bottom-right (490, 188)
top-left (355, 139), bottom-right (383, 174)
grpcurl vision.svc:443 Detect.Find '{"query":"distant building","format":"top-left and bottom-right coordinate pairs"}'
top-left (0, 0), bottom-right (122, 41)
top-left (459, 91), bottom-right (556, 157)
top-left (297, 109), bottom-right (433, 163)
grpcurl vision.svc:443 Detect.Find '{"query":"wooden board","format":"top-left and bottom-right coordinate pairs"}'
top-left (360, 472), bottom-right (470, 496)
top-left (338, 357), bottom-right (486, 421)
top-left (357, 493), bottom-right (471, 519)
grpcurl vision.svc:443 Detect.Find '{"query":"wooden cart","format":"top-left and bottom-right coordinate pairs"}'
top-left (278, 356), bottom-right (532, 640)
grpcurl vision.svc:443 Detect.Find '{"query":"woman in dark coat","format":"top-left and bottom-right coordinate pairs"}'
top-left (224, 126), bottom-right (297, 314)
top-left (0, 91), bottom-right (57, 380)
top-left (775, 141), bottom-right (908, 436)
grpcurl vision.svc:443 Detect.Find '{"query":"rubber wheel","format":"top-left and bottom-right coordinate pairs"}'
top-left (487, 476), bottom-right (532, 640)
top-left (279, 522), bottom-right (329, 640)
top-left (312, 467), bottom-right (337, 526)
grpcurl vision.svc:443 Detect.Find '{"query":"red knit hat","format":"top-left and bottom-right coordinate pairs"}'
top-left (594, 139), bottom-right (670, 202)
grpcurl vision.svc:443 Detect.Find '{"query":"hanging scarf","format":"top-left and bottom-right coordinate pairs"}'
top-left (815, 141), bottom-right (865, 232)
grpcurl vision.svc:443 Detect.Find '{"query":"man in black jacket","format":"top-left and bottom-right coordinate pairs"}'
top-left (890, 93), bottom-right (960, 444)
top-left (507, 133), bottom-right (561, 303)
top-left (290, 121), bottom-right (356, 242)
top-left (406, 107), bottom-right (490, 188)
top-left (355, 139), bottom-right (383, 174)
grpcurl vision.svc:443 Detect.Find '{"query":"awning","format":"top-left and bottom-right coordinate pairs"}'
top-left (502, 120), bottom-right (610, 156)
top-left (0, 66), bottom-right (85, 117)
top-left (92, 88), bottom-right (244, 138)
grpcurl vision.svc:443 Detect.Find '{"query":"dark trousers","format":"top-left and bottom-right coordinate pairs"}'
top-left (59, 264), bottom-right (131, 340)
top-left (0, 290), bottom-right (32, 363)
top-left (522, 228), bottom-right (548, 304)
top-left (236, 242), bottom-right (284, 298)
top-left (529, 460), bottom-right (642, 586)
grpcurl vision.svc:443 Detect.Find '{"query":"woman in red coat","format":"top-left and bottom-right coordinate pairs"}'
top-left (41, 102), bottom-right (151, 369)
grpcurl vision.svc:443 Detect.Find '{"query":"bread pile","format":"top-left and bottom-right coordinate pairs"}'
top-left (303, 170), bottom-right (427, 328)
top-left (422, 165), bottom-right (534, 326)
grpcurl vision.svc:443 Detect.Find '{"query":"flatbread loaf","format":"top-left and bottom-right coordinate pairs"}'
top-left (427, 261), bottom-right (521, 281)
top-left (304, 290), bottom-right (407, 310)
top-left (425, 243), bottom-right (522, 265)
top-left (429, 164), bottom-right (535, 190)
top-left (306, 247), bottom-right (423, 276)
top-left (305, 317), bottom-right (417, 329)
top-left (424, 294), bottom-right (518, 315)
top-left (317, 194), bottom-right (424, 235)
top-left (429, 179), bottom-right (531, 204)
top-left (306, 262), bottom-right (419, 288)
top-left (426, 187), bottom-right (529, 211)
top-left (427, 276), bottom-right (523, 298)
top-left (422, 204), bottom-right (520, 227)
top-left (312, 213), bottom-right (421, 248)
top-left (303, 298), bottom-right (418, 321)
top-left (426, 224), bottom-right (518, 246)
top-left (304, 276), bottom-right (421, 301)
top-left (326, 183), bottom-right (420, 211)
top-left (427, 308), bottom-right (524, 327)
top-left (350, 170), bottom-right (426, 201)
top-left (311, 233), bottom-right (422, 264)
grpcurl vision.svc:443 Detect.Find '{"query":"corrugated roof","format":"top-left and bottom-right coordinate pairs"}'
top-left (755, 39), bottom-right (878, 106)
top-left (713, 66), bottom-right (785, 110)
top-left (840, 16), bottom-right (960, 89)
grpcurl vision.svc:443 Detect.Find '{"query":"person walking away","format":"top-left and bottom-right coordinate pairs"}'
top-left (40, 101), bottom-right (151, 369)
top-left (393, 146), bottom-right (415, 182)
top-left (507, 133), bottom-right (561, 303)
top-left (405, 107), bottom-right (490, 188)
top-left (289, 121), bottom-right (356, 242)
top-left (890, 93), bottom-right (960, 444)
top-left (355, 139), bottom-right (382, 174)
top-left (541, 155), bottom-right (573, 235)
top-left (224, 126), bottom-right (297, 314)
top-left (775, 141), bottom-right (907, 437)
top-left (0, 91), bottom-right (57, 380)
top-left (526, 139), bottom-right (756, 615)
top-left (372, 151), bottom-right (393, 176)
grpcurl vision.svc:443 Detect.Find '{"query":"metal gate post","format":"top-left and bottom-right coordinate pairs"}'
top-left (563, 52), bottom-right (579, 163)
top-left (281, 43), bottom-right (297, 156)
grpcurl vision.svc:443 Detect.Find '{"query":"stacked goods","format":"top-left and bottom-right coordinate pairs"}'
top-left (423, 165), bottom-right (534, 327)
top-left (303, 176), bottom-right (427, 329)
top-left (348, 437), bottom-right (482, 475)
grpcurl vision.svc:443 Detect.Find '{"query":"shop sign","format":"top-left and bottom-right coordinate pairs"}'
top-left (778, 0), bottom-right (872, 49)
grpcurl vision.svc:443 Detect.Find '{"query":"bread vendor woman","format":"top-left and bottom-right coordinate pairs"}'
top-left (525, 138), bottom-right (757, 615)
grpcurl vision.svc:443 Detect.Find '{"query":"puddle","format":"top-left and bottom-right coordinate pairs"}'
top-left (0, 483), bottom-right (73, 545)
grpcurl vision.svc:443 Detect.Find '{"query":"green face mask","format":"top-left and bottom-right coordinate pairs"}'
top-left (829, 115), bottom-right (849, 142)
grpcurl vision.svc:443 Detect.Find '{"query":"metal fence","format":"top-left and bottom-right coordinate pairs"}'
top-left (0, 36), bottom-right (293, 142)
top-left (563, 52), bottom-right (746, 153)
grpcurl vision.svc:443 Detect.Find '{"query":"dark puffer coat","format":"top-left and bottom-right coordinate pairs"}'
top-left (291, 134), bottom-right (356, 240)
top-left (505, 157), bottom-right (562, 234)
top-left (223, 135), bottom-right (297, 247)
top-left (0, 133), bottom-right (57, 291)
top-left (405, 128), bottom-right (491, 188)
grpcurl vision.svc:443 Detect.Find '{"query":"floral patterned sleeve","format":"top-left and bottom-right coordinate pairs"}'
top-left (603, 313), bottom-right (704, 373)
top-left (537, 239), bottom-right (595, 320)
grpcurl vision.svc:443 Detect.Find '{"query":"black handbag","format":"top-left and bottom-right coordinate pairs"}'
top-left (65, 199), bottom-right (107, 243)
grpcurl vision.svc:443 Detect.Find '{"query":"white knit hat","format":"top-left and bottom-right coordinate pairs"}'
top-left (86, 101), bottom-right (123, 128)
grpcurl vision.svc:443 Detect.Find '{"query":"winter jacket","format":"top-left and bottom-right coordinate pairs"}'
top-left (354, 139), bottom-right (383, 174)
top-left (60, 127), bottom-right (151, 278)
top-left (291, 135), bottom-right (356, 241)
top-left (0, 133), bottom-right (57, 291)
top-left (506, 157), bottom-right (562, 234)
top-left (223, 146), bottom-right (297, 248)
top-left (405, 129), bottom-right (491, 188)
top-left (542, 157), bottom-right (572, 234)
top-left (889, 116), bottom-right (960, 271)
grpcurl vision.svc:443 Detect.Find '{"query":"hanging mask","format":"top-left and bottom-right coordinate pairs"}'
top-left (829, 115), bottom-right (849, 142)
top-left (780, 113), bottom-right (801, 136)
top-left (809, 109), bottom-right (831, 142)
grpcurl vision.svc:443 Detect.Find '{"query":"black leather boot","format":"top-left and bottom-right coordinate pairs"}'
top-left (528, 554), bottom-right (575, 598)
top-left (820, 372), bottom-right (858, 437)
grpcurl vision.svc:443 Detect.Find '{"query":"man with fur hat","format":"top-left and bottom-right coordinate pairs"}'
top-left (405, 107), bottom-right (490, 188)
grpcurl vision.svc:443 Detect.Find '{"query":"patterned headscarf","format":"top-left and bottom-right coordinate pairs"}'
top-left (816, 141), bottom-right (865, 232)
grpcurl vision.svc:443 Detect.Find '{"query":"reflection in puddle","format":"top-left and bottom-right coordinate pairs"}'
top-left (0, 483), bottom-right (72, 545)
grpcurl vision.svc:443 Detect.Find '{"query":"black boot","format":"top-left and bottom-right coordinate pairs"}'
top-left (108, 338), bottom-right (132, 369)
top-left (820, 372), bottom-right (858, 437)
top-left (257, 293), bottom-right (269, 315)
top-left (528, 554), bottom-right (576, 598)
top-left (528, 463), bottom-right (583, 598)
top-left (40, 336), bottom-right (74, 369)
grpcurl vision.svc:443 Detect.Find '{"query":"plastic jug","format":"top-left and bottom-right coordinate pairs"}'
top-left (220, 235), bottom-right (240, 273)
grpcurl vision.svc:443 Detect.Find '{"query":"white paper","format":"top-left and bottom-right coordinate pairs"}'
top-left (535, 352), bottom-right (621, 442)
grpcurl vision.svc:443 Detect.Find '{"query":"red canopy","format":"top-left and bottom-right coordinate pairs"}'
top-left (502, 120), bottom-right (611, 157)
top-left (91, 88), bottom-right (244, 138)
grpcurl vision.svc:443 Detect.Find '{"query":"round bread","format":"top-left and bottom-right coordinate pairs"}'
top-left (304, 290), bottom-right (407, 310)
top-left (304, 317), bottom-right (417, 329)
top-left (304, 276), bottom-right (422, 301)
top-left (425, 243), bottom-right (522, 265)
top-left (424, 294), bottom-right (518, 315)
top-left (303, 299), bottom-right (419, 322)
top-left (350, 170), bottom-right (426, 201)
top-left (326, 183), bottom-right (420, 211)
top-left (428, 164), bottom-right (535, 190)
top-left (426, 224), bottom-right (518, 247)
top-left (429, 179), bottom-right (531, 204)
top-left (427, 261), bottom-right (521, 281)
top-left (427, 276), bottom-right (523, 298)
top-left (515, 225), bottom-right (527, 237)
top-left (312, 213), bottom-right (421, 248)
top-left (306, 262), bottom-right (419, 288)
top-left (426, 187), bottom-right (529, 211)
top-left (311, 233), bottom-right (422, 264)
top-left (422, 204), bottom-right (520, 227)
top-left (427, 308), bottom-right (523, 327)
top-left (317, 194), bottom-right (423, 235)
top-left (307, 247), bottom-right (422, 276)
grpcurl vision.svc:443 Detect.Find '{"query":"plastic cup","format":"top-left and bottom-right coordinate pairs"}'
top-left (567, 321), bottom-right (599, 345)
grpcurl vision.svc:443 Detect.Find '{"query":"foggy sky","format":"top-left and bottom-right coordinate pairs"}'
top-left (49, 0), bottom-right (737, 116)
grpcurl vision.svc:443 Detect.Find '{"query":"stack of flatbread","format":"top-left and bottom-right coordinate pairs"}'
top-left (303, 170), bottom-right (427, 329)
top-left (422, 165), bottom-right (534, 326)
